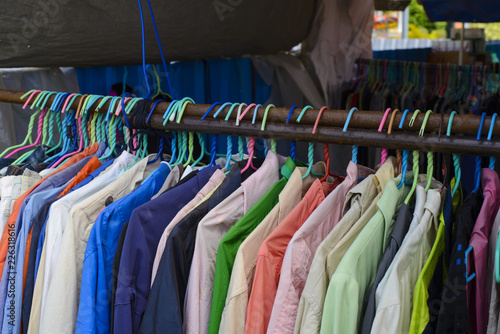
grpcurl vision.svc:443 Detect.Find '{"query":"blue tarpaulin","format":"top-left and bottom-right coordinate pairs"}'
top-left (421, 0), bottom-right (500, 22)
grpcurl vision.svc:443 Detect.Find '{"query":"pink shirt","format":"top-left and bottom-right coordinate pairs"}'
top-left (266, 162), bottom-right (372, 334)
top-left (467, 168), bottom-right (500, 334)
top-left (245, 178), bottom-right (340, 334)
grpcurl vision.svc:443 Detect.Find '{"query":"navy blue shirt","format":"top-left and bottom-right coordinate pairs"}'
top-left (140, 163), bottom-right (246, 334)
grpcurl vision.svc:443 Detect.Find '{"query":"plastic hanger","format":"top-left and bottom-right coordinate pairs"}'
top-left (312, 106), bottom-right (328, 135)
top-left (377, 108), bottom-right (391, 166)
top-left (44, 93), bottom-right (78, 158)
top-left (387, 108), bottom-right (402, 173)
top-left (260, 104), bottom-right (277, 156)
top-left (404, 109), bottom-right (422, 205)
top-left (343, 107), bottom-right (359, 164)
top-left (447, 111), bottom-right (462, 198)
top-left (466, 112), bottom-right (487, 283)
top-left (0, 91), bottom-right (43, 158)
top-left (419, 110), bottom-right (434, 192)
top-left (223, 103), bottom-right (241, 171)
top-left (295, 105), bottom-right (317, 179)
top-left (50, 96), bottom-right (92, 168)
top-left (397, 109), bottom-right (410, 189)
top-left (5, 107), bottom-right (47, 158)
top-left (472, 112), bottom-right (487, 193)
top-left (286, 105), bottom-right (298, 161)
top-left (240, 104), bottom-right (261, 173)
top-left (488, 113), bottom-right (497, 170)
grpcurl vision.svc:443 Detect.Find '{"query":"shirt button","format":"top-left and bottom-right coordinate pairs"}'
top-left (105, 196), bottom-right (114, 206)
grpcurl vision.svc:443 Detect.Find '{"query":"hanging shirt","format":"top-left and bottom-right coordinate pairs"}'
top-left (246, 176), bottom-right (340, 334)
top-left (139, 162), bottom-right (249, 334)
top-left (218, 165), bottom-right (317, 334)
top-left (467, 169), bottom-right (500, 334)
top-left (409, 181), bottom-right (459, 334)
top-left (1, 184), bottom-right (68, 333)
top-left (0, 174), bottom-right (40, 232)
top-left (319, 172), bottom-right (410, 334)
top-left (267, 161), bottom-right (367, 334)
top-left (26, 151), bottom-right (135, 334)
top-left (294, 159), bottom-right (395, 334)
top-left (113, 165), bottom-right (219, 334)
top-left (486, 208), bottom-right (500, 334)
top-left (0, 155), bottom-right (95, 333)
top-left (109, 166), bottom-right (185, 334)
top-left (75, 162), bottom-right (171, 334)
top-left (435, 191), bottom-right (484, 333)
top-left (183, 152), bottom-right (283, 334)
top-left (21, 158), bottom-right (105, 334)
top-left (0, 142), bottom-right (97, 277)
top-left (39, 155), bottom-right (164, 334)
top-left (208, 158), bottom-right (296, 334)
top-left (150, 168), bottom-right (227, 285)
top-left (370, 187), bottom-right (443, 334)
top-left (360, 185), bottom-right (426, 334)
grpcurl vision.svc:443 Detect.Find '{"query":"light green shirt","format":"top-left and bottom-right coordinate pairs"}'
top-left (320, 173), bottom-right (411, 334)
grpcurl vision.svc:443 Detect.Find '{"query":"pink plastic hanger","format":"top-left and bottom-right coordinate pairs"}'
top-left (5, 107), bottom-right (47, 158)
top-left (377, 108), bottom-right (391, 166)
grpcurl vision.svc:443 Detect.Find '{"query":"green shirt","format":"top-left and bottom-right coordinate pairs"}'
top-left (320, 174), bottom-right (410, 334)
top-left (207, 158), bottom-right (295, 334)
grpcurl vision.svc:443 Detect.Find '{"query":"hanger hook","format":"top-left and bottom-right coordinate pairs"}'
top-left (409, 109), bottom-right (421, 127)
top-left (343, 107), bottom-right (358, 164)
top-left (312, 106), bottom-right (328, 134)
top-left (213, 102), bottom-right (232, 119)
top-left (252, 104), bottom-right (263, 124)
top-left (261, 104), bottom-right (275, 131)
top-left (238, 103), bottom-right (257, 123)
top-left (387, 108), bottom-right (399, 134)
top-left (224, 102), bottom-right (240, 122)
top-left (296, 105), bottom-right (314, 123)
top-left (200, 101), bottom-right (221, 120)
top-left (176, 98), bottom-right (195, 123)
top-left (286, 105), bottom-right (298, 123)
top-left (235, 103), bottom-right (247, 126)
top-left (419, 110), bottom-right (433, 137)
top-left (378, 108), bottom-right (391, 132)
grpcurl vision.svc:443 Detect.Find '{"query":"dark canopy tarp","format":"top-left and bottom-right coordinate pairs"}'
top-left (0, 0), bottom-right (316, 67)
top-left (421, 0), bottom-right (500, 22)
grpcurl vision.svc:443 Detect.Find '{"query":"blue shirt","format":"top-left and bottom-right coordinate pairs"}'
top-left (75, 163), bottom-right (171, 334)
top-left (71, 159), bottom-right (114, 193)
top-left (113, 166), bottom-right (219, 334)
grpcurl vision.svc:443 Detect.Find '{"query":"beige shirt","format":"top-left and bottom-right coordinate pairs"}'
top-left (38, 155), bottom-right (160, 334)
top-left (183, 151), bottom-right (284, 334)
top-left (151, 169), bottom-right (226, 285)
top-left (218, 166), bottom-right (318, 334)
top-left (294, 158), bottom-right (395, 334)
top-left (371, 187), bottom-right (443, 334)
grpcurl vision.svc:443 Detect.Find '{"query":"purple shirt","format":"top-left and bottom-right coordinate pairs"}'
top-left (467, 168), bottom-right (500, 334)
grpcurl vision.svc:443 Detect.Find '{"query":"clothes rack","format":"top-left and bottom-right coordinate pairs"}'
top-left (0, 89), bottom-right (499, 157)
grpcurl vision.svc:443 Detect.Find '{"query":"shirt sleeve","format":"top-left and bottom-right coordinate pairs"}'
top-left (75, 225), bottom-right (99, 334)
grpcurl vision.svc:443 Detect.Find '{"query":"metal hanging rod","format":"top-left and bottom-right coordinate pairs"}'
top-left (0, 89), bottom-right (499, 156)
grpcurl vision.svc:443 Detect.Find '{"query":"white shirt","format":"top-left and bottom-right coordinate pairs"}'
top-left (371, 188), bottom-right (442, 334)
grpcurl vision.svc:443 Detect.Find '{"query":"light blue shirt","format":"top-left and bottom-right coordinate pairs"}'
top-left (76, 162), bottom-right (170, 334)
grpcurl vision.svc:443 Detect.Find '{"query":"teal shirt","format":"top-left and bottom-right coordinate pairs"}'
top-left (208, 158), bottom-right (295, 334)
